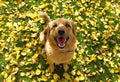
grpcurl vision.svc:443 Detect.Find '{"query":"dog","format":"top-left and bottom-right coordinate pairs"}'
top-left (39, 12), bottom-right (77, 72)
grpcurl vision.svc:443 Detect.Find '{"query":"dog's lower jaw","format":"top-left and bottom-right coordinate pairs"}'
top-left (54, 36), bottom-right (69, 49)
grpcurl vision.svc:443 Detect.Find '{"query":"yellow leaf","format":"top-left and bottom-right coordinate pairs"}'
top-left (108, 52), bottom-right (112, 56)
top-left (85, 69), bottom-right (90, 73)
top-left (6, 22), bottom-right (14, 29)
top-left (118, 75), bottom-right (120, 81)
top-left (32, 53), bottom-right (39, 60)
top-left (20, 61), bottom-right (25, 66)
top-left (45, 72), bottom-right (51, 77)
top-left (81, 21), bottom-right (87, 25)
top-left (102, 31), bottom-right (112, 39)
top-left (1, 33), bottom-right (6, 39)
top-left (79, 75), bottom-right (85, 81)
top-left (18, 26), bottom-right (24, 31)
top-left (77, 71), bottom-right (81, 75)
top-left (71, 70), bottom-right (76, 75)
top-left (85, 57), bottom-right (91, 64)
top-left (31, 71), bottom-right (35, 76)
top-left (78, 7), bottom-right (84, 12)
top-left (1, 71), bottom-right (8, 78)
top-left (97, 55), bottom-right (103, 60)
top-left (13, 47), bottom-right (22, 51)
top-left (6, 74), bottom-right (15, 82)
top-left (5, 54), bottom-right (12, 61)
top-left (79, 48), bottom-right (84, 54)
top-left (63, 73), bottom-right (71, 80)
top-left (73, 66), bottom-right (77, 70)
top-left (21, 52), bottom-right (27, 56)
top-left (20, 72), bottom-right (25, 76)
top-left (90, 55), bottom-right (96, 61)
top-left (117, 53), bottom-right (120, 57)
top-left (73, 52), bottom-right (76, 59)
top-left (99, 80), bottom-right (103, 82)
top-left (40, 75), bottom-right (47, 81)
top-left (38, 64), bottom-right (42, 69)
top-left (0, 15), bottom-right (3, 20)
top-left (75, 75), bottom-right (85, 81)
top-left (81, 0), bottom-right (86, 3)
top-left (109, 68), bottom-right (115, 73)
top-left (6, 65), bottom-right (10, 70)
top-left (11, 67), bottom-right (19, 74)
top-left (113, 48), bottom-right (117, 55)
top-left (75, 11), bottom-right (79, 16)
top-left (53, 74), bottom-right (60, 80)
top-left (28, 12), bottom-right (38, 19)
top-left (26, 72), bottom-right (30, 76)
top-left (0, 21), bottom-right (4, 26)
top-left (91, 31), bottom-right (100, 40)
top-left (92, 72), bottom-right (97, 75)
top-left (99, 68), bottom-right (104, 73)
top-left (31, 33), bottom-right (37, 37)
top-left (26, 42), bottom-right (32, 48)
top-left (9, 14), bottom-right (14, 18)
top-left (40, 3), bottom-right (49, 9)
top-left (77, 56), bottom-right (82, 62)
top-left (36, 69), bottom-right (41, 75)
top-left (16, 53), bottom-right (20, 60)
top-left (18, 1), bottom-right (25, 8)
top-left (51, 80), bottom-right (54, 82)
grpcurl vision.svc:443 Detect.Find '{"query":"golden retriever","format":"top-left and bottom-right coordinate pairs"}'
top-left (39, 12), bottom-right (77, 72)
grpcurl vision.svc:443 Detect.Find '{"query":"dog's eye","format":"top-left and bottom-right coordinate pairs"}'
top-left (65, 23), bottom-right (70, 28)
top-left (53, 23), bottom-right (57, 28)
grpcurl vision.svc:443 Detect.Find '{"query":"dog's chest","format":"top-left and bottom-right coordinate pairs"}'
top-left (45, 41), bottom-right (74, 64)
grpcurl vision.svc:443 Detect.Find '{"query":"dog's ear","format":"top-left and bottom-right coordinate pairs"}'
top-left (40, 26), bottom-right (50, 45)
top-left (38, 12), bottom-right (51, 25)
top-left (71, 21), bottom-right (77, 35)
top-left (39, 12), bottom-right (51, 45)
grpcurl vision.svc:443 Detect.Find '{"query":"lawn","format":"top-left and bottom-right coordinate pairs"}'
top-left (0, 0), bottom-right (120, 82)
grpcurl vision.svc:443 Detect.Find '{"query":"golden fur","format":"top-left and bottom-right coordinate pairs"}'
top-left (39, 12), bottom-right (77, 72)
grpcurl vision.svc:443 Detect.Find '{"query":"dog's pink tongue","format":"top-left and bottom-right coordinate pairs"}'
top-left (58, 37), bottom-right (66, 48)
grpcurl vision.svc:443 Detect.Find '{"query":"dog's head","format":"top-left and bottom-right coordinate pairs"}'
top-left (40, 18), bottom-right (76, 49)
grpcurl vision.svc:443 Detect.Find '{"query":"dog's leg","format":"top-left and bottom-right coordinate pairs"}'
top-left (40, 31), bottom-right (45, 45)
top-left (49, 62), bottom-right (54, 72)
top-left (40, 27), bottom-right (50, 45)
top-left (63, 63), bottom-right (69, 71)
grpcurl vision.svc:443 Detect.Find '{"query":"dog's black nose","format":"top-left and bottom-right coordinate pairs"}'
top-left (58, 29), bottom-right (65, 35)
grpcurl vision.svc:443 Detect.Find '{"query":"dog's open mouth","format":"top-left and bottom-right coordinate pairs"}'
top-left (56, 36), bottom-right (68, 48)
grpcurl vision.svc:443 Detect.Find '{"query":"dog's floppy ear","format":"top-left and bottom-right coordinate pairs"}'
top-left (40, 26), bottom-right (50, 45)
top-left (39, 12), bottom-right (51, 45)
top-left (71, 21), bottom-right (77, 35)
top-left (38, 12), bottom-right (51, 25)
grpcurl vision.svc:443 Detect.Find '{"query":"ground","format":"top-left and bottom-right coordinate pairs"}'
top-left (0, 0), bottom-right (120, 82)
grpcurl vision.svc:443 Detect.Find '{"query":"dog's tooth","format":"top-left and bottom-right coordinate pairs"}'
top-left (58, 43), bottom-right (65, 48)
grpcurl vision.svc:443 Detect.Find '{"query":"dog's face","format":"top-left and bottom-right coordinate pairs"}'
top-left (41, 18), bottom-right (76, 49)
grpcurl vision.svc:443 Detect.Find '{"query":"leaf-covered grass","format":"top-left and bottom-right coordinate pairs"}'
top-left (0, 0), bottom-right (120, 82)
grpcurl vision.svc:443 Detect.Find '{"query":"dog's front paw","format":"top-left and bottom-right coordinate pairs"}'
top-left (42, 48), bottom-right (46, 54)
top-left (63, 63), bottom-right (69, 71)
top-left (49, 63), bottom-right (54, 73)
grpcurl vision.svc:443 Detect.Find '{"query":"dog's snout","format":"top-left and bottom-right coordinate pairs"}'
top-left (58, 29), bottom-right (65, 35)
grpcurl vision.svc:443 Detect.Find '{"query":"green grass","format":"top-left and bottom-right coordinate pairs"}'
top-left (0, 0), bottom-right (120, 82)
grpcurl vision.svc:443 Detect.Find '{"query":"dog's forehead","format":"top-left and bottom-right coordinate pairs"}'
top-left (52, 18), bottom-right (70, 24)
